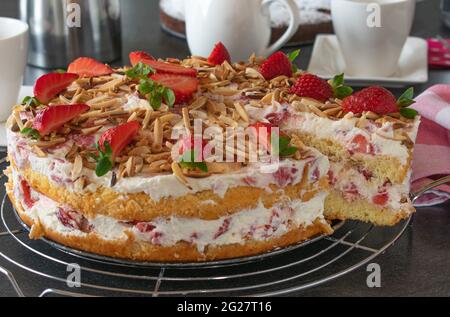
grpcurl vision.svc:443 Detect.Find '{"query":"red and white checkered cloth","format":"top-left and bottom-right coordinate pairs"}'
top-left (411, 84), bottom-right (450, 206)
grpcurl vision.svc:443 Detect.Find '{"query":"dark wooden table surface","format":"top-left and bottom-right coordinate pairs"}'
top-left (0, 0), bottom-right (449, 297)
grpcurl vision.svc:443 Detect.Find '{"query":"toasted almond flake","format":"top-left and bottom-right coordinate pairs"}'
top-left (211, 87), bottom-right (240, 96)
top-left (96, 77), bottom-right (125, 92)
top-left (81, 126), bottom-right (102, 135)
top-left (261, 92), bottom-right (274, 104)
top-left (365, 111), bottom-right (380, 120)
top-left (31, 138), bottom-right (66, 148)
top-left (58, 95), bottom-right (71, 104)
top-left (127, 111), bottom-right (138, 123)
top-left (323, 107), bottom-right (342, 116)
top-left (128, 146), bottom-right (151, 156)
top-left (159, 113), bottom-right (180, 124)
top-left (343, 112), bottom-right (354, 119)
top-left (308, 104), bottom-right (327, 118)
top-left (72, 155), bottom-right (83, 179)
top-left (142, 108), bottom-right (152, 130)
top-left (89, 98), bottom-right (121, 109)
top-left (233, 102), bottom-right (249, 122)
top-left (245, 67), bottom-right (264, 79)
top-left (125, 156), bottom-right (136, 177)
top-left (152, 118), bottom-right (163, 151)
top-left (32, 145), bottom-right (47, 158)
top-left (189, 110), bottom-right (208, 120)
top-left (74, 176), bottom-right (86, 191)
top-left (300, 97), bottom-right (324, 109)
top-left (182, 108), bottom-right (192, 132)
top-left (71, 88), bottom-right (83, 104)
top-left (23, 120), bottom-right (33, 129)
top-left (171, 162), bottom-right (191, 187)
top-left (218, 115), bottom-right (238, 127)
top-left (79, 110), bottom-right (102, 119)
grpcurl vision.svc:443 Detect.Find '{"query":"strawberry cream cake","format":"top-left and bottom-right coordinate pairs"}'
top-left (5, 43), bottom-right (419, 262)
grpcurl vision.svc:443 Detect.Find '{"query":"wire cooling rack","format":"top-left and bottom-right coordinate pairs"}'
top-left (0, 156), bottom-right (418, 297)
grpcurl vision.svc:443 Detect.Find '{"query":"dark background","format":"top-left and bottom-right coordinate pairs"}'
top-left (0, 0), bottom-right (449, 296)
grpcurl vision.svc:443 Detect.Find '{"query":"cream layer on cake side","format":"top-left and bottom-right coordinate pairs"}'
top-left (8, 167), bottom-right (329, 260)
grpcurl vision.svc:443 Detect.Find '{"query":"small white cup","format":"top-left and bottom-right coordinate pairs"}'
top-left (0, 18), bottom-right (29, 121)
top-left (185, 0), bottom-right (300, 61)
top-left (332, 0), bottom-right (415, 77)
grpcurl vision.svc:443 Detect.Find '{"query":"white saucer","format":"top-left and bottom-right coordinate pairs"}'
top-left (307, 35), bottom-right (429, 87)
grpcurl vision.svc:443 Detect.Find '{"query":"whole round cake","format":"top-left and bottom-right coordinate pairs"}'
top-left (5, 44), bottom-right (419, 262)
top-left (159, 0), bottom-right (333, 45)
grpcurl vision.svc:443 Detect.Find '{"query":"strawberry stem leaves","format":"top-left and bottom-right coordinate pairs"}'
top-left (330, 73), bottom-right (353, 99)
top-left (20, 128), bottom-right (41, 140)
top-left (397, 87), bottom-right (418, 119)
top-left (22, 96), bottom-right (41, 108)
top-left (288, 49), bottom-right (301, 73)
top-left (179, 150), bottom-right (208, 172)
top-left (126, 62), bottom-right (175, 110)
top-left (91, 142), bottom-right (114, 177)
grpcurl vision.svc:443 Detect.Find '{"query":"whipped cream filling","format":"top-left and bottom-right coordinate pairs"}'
top-left (245, 101), bottom-right (421, 165)
top-left (12, 168), bottom-right (327, 251)
top-left (8, 129), bottom-right (329, 202)
top-left (329, 162), bottom-right (412, 210)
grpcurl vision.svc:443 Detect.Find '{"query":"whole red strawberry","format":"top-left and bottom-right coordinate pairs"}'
top-left (290, 73), bottom-right (333, 102)
top-left (207, 42), bottom-right (231, 65)
top-left (260, 51), bottom-right (293, 80)
top-left (342, 86), bottom-right (398, 115)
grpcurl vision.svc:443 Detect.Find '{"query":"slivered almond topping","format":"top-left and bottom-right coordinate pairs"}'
top-left (182, 107), bottom-right (192, 132)
top-left (233, 102), bottom-right (249, 122)
top-left (32, 145), bottom-right (47, 158)
top-left (171, 162), bottom-right (191, 187)
top-left (152, 118), bottom-right (163, 152)
top-left (72, 155), bottom-right (83, 179)
top-left (81, 126), bottom-right (102, 135)
top-left (245, 67), bottom-right (264, 79)
top-left (142, 108), bottom-right (152, 130)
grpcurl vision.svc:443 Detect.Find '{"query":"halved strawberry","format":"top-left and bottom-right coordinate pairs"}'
top-left (129, 51), bottom-right (155, 67)
top-left (290, 73), bottom-right (333, 102)
top-left (33, 104), bottom-right (90, 136)
top-left (249, 122), bottom-right (275, 151)
top-left (130, 51), bottom-right (197, 77)
top-left (98, 121), bottom-right (141, 158)
top-left (20, 179), bottom-right (35, 208)
top-left (348, 134), bottom-right (375, 155)
top-left (207, 42), bottom-right (231, 65)
top-left (34, 73), bottom-right (79, 104)
top-left (260, 51), bottom-right (293, 80)
top-left (67, 57), bottom-right (113, 77)
top-left (150, 74), bottom-right (199, 104)
top-left (373, 192), bottom-right (389, 206)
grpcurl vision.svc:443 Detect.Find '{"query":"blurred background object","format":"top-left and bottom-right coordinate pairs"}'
top-left (20, 0), bottom-right (121, 68)
top-left (159, 0), bottom-right (333, 46)
top-left (443, 0), bottom-right (450, 28)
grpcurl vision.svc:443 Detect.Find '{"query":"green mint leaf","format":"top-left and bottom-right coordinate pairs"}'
top-left (330, 73), bottom-right (353, 99)
top-left (139, 79), bottom-right (153, 95)
top-left (399, 107), bottom-right (418, 119)
top-left (334, 86), bottom-right (353, 99)
top-left (55, 69), bottom-right (66, 74)
top-left (22, 96), bottom-right (41, 107)
top-left (21, 128), bottom-right (41, 139)
top-left (126, 62), bottom-right (155, 79)
top-left (331, 73), bottom-right (344, 87)
top-left (180, 150), bottom-right (208, 172)
top-left (280, 146), bottom-right (298, 157)
top-left (164, 88), bottom-right (176, 107)
top-left (103, 142), bottom-right (113, 157)
top-left (288, 49), bottom-right (301, 63)
top-left (149, 93), bottom-right (163, 110)
top-left (288, 49), bottom-right (301, 73)
top-left (95, 157), bottom-right (113, 177)
top-left (397, 87), bottom-right (415, 108)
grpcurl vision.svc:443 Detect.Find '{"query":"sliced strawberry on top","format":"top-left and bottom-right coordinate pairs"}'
top-left (98, 121), bottom-right (141, 158)
top-left (67, 57), bottom-right (113, 77)
top-left (33, 104), bottom-right (90, 136)
top-left (289, 73), bottom-right (333, 102)
top-left (130, 51), bottom-right (197, 77)
top-left (260, 51), bottom-right (293, 80)
top-left (20, 179), bottom-right (35, 208)
top-left (129, 51), bottom-right (155, 67)
top-left (34, 73), bottom-right (79, 104)
top-left (150, 74), bottom-right (199, 104)
top-left (207, 42), bottom-right (231, 65)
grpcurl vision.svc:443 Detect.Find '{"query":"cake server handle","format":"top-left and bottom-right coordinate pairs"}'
top-left (411, 175), bottom-right (450, 204)
top-left (261, 0), bottom-right (300, 57)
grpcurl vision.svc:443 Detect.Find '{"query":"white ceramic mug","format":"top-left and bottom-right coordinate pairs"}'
top-left (185, 0), bottom-right (300, 61)
top-left (332, 0), bottom-right (416, 77)
top-left (0, 18), bottom-right (29, 121)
